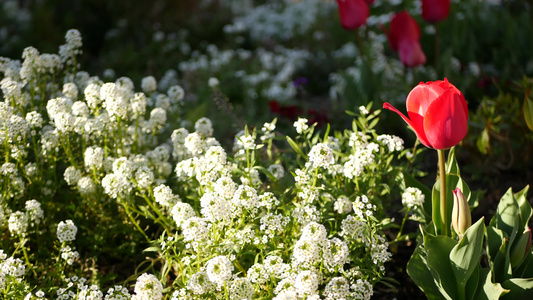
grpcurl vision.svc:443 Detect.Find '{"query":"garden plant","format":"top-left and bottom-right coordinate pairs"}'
top-left (0, 0), bottom-right (532, 299)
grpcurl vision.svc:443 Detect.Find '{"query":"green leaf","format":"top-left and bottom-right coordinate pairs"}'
top-left (450, 218), bottom-right (485, 300)
top-left (501, 278), bottom-right (533, 299)
top-left (486, 226), bottom-right (506, 270)
top-left (424, 233), bottom-right (459, 299)
top-left (253, 165), bottom-right (276, 182)
top-left (466, 266), bottom-right (480, 300)
top-left (490, 188), bottom-right (520, 237)
top-left (493, 237), bottom-right (513, 283)
top-left (286, 136), bottom-right (307, 160)
top-left (515, 251), bottom-right (533, 278)
top-left (407, 245), bottom-right (445, 300)
top-left (473, 268), bottom-right (509, 300)
top-left (514, 185), bottom-right (532, 230)
top-left (446, 147), bottom-right (460, 176)
top-left (523, 97), bottom-right (533, 131)
top-left (476, 128), bottom-right (491, 155)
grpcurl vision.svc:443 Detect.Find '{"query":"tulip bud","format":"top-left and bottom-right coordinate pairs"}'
top-left (452, 188), bottom-right (471, 236)
top-left (510, 227), bottom-right (532, 268)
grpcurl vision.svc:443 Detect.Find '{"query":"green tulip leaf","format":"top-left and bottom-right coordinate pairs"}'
top-left (450, 218), bottom-right (485, 300)
top-left (493, 237), bottom-right (513, 283)
top-left (466, 265), bottom-right (480, 300)
top-left (407, 245), bottom-right (444, 300)
top-left (515, 251), bottom-right (533, 278)
top-left (514, 185), bottom-right (532, 230)
top-left (486, 226), bottom-right (506, 270)
top-left (501, 278), bottom-right (533, 299)
top-left (473, 268), bottom-right (509, 300)
top-left (424, 233), bottom-right (459, 300)
top-left (490, 188), bottom-right (520, 238)
top-left (523, 97), bottom-right (533, 131)
top-left (446, 147), bottom-right (460, 176)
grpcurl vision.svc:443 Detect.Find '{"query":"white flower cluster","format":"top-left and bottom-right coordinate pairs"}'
top-left (60, 246), bottom-right (79, 265)
top-left (293, 117), bottom-right (308, 134)
top-left (377, 134), bottom-right (404, 152)
top-left (57, 219), bottom-right (77, 243)
top-left (132, 273), bottom-right (163, 300)
top-left (0, 254), bottom-right (26, 288)
top-left (402, 187), bottom-right (425, 209)
top-left (308, 143), bottom-right (335, 169)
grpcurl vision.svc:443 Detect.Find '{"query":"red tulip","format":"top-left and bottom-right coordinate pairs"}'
top-left (398, 38), bottom-right (426, 67)
top-left (421, 0), bottom-right (451, 23)
top-left (385, 11), bottom-right (421, 52)
top-left (336, 0), bottom-right (369, 30)
top-left (383, 79), bottom-right (468, 150)
top-left (383, 11), bottom-right (426, 67)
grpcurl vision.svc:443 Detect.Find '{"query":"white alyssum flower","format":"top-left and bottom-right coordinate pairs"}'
top-left (308, 142), bottom-right (335, 169)
top-left (301, 221), bottom-right (328, 245)
top-left (324, 238), bottom-right (350, 270)
top-left (141, 76), bottom-right (157, 94)
top-left (402, 187), bottom-right (425, 209)
top-left (182, 217), bottom-right (209, 242)
top-left (229, 277), bottom-right (254, 300)
top-left (25, 199), bottom-right (43, 225)
top-left (186, 271), bottom-right (214, 295)
top-left (167, 85), bottom-right (185, 103)
top-left (295, 270), bottom-right (319, 296)
top-left (171, 202), bottom-right (196, 228)
top-left (377, 134), bottom-right (404, 152)
top-left (334, 195), bottom-right (352, 214)
top-left (8, 211), bottom-right (28, 236)
top-left (194, 117), bottom-right (213, 137)
top-left (206, 256), bottom-right (234, 285)
top-left (1, 257), bottom-right (25, 277)
top-left (208, 77), bottom-right (220, 88)
top-left (64, 166), bottom-right (82, 186)
top-left (350, 279), bottom-right (373, 300)
top-left (268, 164), bottom-right (285, 180)
top-left (60, 245), bottom-right (79, 265)
top-left (57, 220), bottom-right (77, 242)
top-left (324, 277), bottom-right (350, 299)
top-left (353, 195), bottom-right (376, 219)
top-left (132, 273), bottom-right (163, 300)
top-left (105, 285), bottom-right (131, 300)
top-left (84, 146), bottom-right (105, 169)
top-left (153, 184), bottom-right (179, 208)
top-left (293, 117), bottom-right (308, 134)
top-left (77, 176), bottom-right (96, 195)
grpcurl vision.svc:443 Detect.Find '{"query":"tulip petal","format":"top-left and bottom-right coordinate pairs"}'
top-left (406, 82), bottom-right (444, 116)
top-left (423, 90), bottom-right (468, 149)
top-left (383, 102), bottom-right (431, 147)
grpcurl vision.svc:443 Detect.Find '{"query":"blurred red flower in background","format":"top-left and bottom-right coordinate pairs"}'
top-left (383, 11), bottom-right (426, 67)
top-left (421, 0), bottom-right (451, 23)
top-left (336, 0), bottom-right (370, 30)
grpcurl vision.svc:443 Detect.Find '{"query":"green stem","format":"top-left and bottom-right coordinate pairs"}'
top-left (438, 149), bottom-right (448, 236)
top-left (397, 207), bottom-right (411, 239)
top-left (119, 197), bottom-right (151, 243)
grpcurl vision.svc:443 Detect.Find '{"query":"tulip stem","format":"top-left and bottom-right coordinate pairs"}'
top-left (438, 149), bottom-right (448, 236)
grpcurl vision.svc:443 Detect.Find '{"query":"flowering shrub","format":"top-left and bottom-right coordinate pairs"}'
top-left (0, 30), bottom-right (423, 299)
